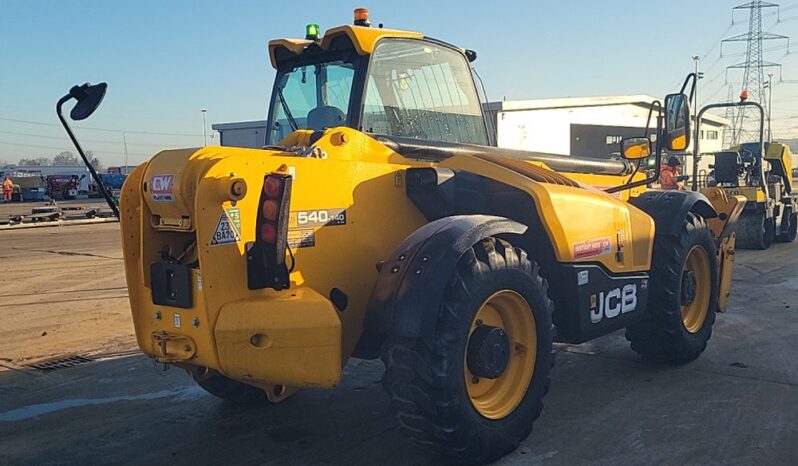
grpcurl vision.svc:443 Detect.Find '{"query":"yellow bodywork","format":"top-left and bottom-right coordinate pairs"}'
top-left (120, 127), bottom-right (657, 390)
top-left (700, 187), bottom-right (746, 311)
top-left (719, 186), bottom-right (766, 204)
top-left (765, 142), bottom-right (794, 193)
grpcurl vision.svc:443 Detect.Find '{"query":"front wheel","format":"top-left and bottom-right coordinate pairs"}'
top-left (737, 212), bottom-right (773, 250)
top-left (626, 213), bottom-right (719, 363)
top-left (381, 238), bottom-right (555, 464)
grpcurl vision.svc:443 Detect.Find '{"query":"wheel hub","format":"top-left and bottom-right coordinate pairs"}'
top-left (681, 270), bottom-right (697, 306)
top-left (467, 324), bottom-right (510, 379)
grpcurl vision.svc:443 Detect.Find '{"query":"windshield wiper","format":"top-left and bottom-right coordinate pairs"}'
top-left (277, 87), bottom-right (299, 132)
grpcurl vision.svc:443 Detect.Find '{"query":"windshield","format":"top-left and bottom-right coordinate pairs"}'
top-left (266, 60), bottom-right (356, 144)
top-left (362, 39), bottom-right (489, 145)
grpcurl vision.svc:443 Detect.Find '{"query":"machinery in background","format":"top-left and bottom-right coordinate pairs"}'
top-left (694, 97), bottom-right (797, 249)
top-left (43, 174), bottom-right (83, 200)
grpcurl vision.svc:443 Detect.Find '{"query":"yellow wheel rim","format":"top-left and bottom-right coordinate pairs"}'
top-left (680, 245), bottom-right (711, 333)
top-left (465, 290), bottom-right (536, 420)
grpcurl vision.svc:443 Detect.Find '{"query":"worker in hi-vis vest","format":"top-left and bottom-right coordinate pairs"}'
top-left (2, 176), bottom-right (13, 202)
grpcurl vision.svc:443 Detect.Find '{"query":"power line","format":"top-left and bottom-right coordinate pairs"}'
top-left (722, 0), bottom-right (788, 145)
top-left (0, 129), bottom-right (169, 148)
top-left (0, 140), bottom-right (152, 157)
top-left (0, 117), bottom-right (202, 137)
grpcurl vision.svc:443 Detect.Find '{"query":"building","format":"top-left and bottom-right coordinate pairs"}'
top-left (485, 96), bottom-right (729, 177)
top-left (212, 120), bottom-right (268, 149)
top-left (107, 165), bottom-right (139, 175)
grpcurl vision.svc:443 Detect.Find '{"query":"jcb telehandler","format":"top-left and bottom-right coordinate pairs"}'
top-left (58, 10), bottom-right (745, 464)
top-left (693, 97), bottom-right (797, 249)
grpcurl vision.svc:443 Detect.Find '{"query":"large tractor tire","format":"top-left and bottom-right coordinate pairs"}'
top-left (736, 212), bottom-right (774, 249)
top-left (381, 238), bottom-right (555, 464)
top-left (189, 368), bottom-right (272, 404)
top-left (626, 213), bottom-right (719, 364)
top-left (777, 209), bottom-right (797, 242)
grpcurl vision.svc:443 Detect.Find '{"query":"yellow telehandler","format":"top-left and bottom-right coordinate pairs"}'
top-left (57, 10), bottom-right (745, 464)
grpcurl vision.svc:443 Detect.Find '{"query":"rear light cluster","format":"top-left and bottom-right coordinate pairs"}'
top-left (247, 169), bottom-right (293, 290)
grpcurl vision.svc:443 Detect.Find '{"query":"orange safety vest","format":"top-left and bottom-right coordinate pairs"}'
top-left (659, 165), bottom-right (679, 190)
top-left (2, 179), bottom-right (13, 192)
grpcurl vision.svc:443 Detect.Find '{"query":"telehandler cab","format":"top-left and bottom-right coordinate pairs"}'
top-left (60, 9), bottom-right (745, 464)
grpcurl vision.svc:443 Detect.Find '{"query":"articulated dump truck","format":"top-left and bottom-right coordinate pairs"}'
top-left (60, 10), bottom-right (745, 464)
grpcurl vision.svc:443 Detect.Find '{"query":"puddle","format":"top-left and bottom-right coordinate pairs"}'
top-left (0, 385), bottom-right (207, 422)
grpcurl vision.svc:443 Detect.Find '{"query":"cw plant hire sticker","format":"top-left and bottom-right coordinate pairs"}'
top-left (211, 208), bottom-right (242, 246)
top-left (151, 175), bottom-right (174, 202)
top-left (573, 237), bottom-right (611, 260)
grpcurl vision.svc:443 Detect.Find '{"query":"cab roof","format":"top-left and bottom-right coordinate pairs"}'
top-left (268, 25), bottom-right (423, 68)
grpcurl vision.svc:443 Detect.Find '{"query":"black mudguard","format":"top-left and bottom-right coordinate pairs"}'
top-left (362, 215), bottom-right (527, 346)
top-left (629, 190), bottom-right (717, 236)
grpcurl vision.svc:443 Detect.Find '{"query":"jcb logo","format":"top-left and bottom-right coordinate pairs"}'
top-left (590, 284), bottom-right (637, 323)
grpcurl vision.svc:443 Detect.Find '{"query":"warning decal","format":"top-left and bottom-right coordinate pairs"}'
top-left (573, 237), bottom-right (611, 260)
top-left (210, 208), bottom-right (242, 246)
top-left (288, 229), bottom-right (315, 249)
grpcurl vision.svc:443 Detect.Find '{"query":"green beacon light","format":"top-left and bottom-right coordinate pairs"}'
top-left (305, 24), bottom-right (320, 40)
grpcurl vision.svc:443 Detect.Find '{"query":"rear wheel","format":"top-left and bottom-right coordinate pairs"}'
top-left (381, 238), bottom-right (554, 464)
top-left (777, 209), bottom-right (797, 242)
top-left (626, 213), bottom-right (719, 363)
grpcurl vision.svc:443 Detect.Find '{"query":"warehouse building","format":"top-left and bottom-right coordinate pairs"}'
top-left (212, 120), bottom-right (269, 149)
top-left (485, 95), bottom-right (728, 174)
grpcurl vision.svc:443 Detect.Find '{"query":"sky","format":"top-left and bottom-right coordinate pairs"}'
top-left (2, 0), bottom-right (798, 166)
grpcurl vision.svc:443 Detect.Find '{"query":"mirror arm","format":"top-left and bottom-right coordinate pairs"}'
top-left (56, 95), bottom-right (120, 219)
top-left (679, 73), bottom-right (697, 102)
top-left (653, 112), bottom-right (664, 186)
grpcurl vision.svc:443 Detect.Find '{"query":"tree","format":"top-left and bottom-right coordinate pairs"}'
top-left (52, 151), bottom-right (79, 166)
top-left (18, 157), bottom-right (51, 166)
top-left (89, 156), bottom-right (103, 171)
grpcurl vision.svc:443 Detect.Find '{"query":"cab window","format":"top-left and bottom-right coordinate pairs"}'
top-left (267, 60), bottom-right (356, 144)
top-left (362, 39), bottom-right (489, 145)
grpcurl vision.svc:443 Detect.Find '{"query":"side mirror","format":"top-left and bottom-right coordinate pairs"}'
top-left (664, 93), bottom-right (690, 151)
top-left (68, 83), bottom-right (108, 121)
top-left (620, 137), bottom-right (652, 160)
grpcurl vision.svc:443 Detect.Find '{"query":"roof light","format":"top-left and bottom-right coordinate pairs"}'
top-left (354, 8), bottom-right (371, 27)
top-left (740, 89), bottom-right (749, 102)
top-left (305, 23), bottom-right (320, 40)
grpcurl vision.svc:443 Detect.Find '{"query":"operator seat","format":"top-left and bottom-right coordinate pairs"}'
top-left (307, 106), bottom-right (346, 131)
top-left (714, 151), bottom-right (742, 185)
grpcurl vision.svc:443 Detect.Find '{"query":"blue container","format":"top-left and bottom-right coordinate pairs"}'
top-left (21, 187), bottom-right (46, 201)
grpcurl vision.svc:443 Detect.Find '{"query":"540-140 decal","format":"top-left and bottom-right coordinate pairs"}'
top-left (285, 209), bottom-right (348, 249)
top-left (289, 209), bottom-right (346, 229)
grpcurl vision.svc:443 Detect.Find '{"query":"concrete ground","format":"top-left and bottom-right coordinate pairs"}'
top-left (0, 224), bottom-right (796, 465)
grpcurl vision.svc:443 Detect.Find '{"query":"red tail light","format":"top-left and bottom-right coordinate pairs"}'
top-left (248, 170), bottom-right (293, 290)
